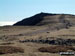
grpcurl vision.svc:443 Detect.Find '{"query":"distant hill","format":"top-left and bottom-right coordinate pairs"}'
top-left (13, 12), bottom-right (75, 29)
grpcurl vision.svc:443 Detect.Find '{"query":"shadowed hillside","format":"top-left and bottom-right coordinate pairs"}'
top-left (14, 12), bottom-right (54, 26)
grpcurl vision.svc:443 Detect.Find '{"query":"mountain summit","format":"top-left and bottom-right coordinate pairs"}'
top-left (13, 12), bottom-right (75, 28)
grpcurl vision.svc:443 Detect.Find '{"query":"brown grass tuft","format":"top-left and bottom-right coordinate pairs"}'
top-left (38, 45), bottom-right (75, 53)
top-left (0, 42), bottom-right (14, 45)
top-left (0, 46), bottom-right (24, 54)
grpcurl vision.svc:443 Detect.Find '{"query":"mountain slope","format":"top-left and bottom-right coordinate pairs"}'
top-left (13, 12), bottom-right (75, 28)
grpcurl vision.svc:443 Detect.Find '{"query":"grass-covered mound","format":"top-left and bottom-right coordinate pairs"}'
top-left (38, 45), bottom-right (75, 53)
top-left (0, 46), bottom-right (24, 54)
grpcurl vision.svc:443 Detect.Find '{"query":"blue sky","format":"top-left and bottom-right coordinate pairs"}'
top-left (0, 0), bottom-right (75, 26)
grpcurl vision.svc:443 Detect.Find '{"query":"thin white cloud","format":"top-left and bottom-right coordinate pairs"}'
top-left (0, 21), bottom-right (17, 26)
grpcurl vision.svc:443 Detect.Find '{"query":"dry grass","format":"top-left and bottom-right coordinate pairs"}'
top-left (38, 45), bottom-right (75, 53)
top-left (0, 26), bottom-right (75, 56)
top-left (0, 46), bottom-right (24, 54)
top-left (0, 42), bottom-right (14, 45)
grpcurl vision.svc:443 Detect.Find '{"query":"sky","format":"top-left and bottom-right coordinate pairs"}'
top-left (0, 0), bottom-right (75, 26)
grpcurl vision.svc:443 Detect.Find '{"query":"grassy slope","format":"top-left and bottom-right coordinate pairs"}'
top-left (0, 26), bottom-right (75, 56)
